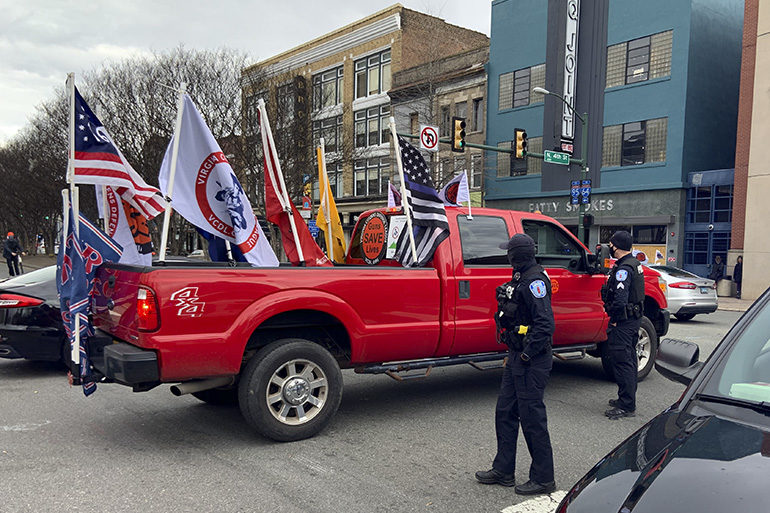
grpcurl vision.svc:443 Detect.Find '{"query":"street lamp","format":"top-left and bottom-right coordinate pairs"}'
top-left (532, 86), bottom-right (590, 243)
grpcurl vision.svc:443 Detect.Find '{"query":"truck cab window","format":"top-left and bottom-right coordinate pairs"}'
top-left (522, 219), bottom-right (585, 271)
top-left (458, 215), bottom-right (509, 266)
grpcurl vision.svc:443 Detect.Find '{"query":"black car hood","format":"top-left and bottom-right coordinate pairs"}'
top-left (562, 407), bottom-right (770, 513)
top-left (0, 266), bottom-right (58, 304)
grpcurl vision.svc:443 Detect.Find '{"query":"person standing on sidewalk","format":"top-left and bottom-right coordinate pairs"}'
top-left (3, 232), bottom-right (24, 276)
top-left (733, 256), bottom-right (743, 299)
top-left (475, 234), bottom-right (556, 496)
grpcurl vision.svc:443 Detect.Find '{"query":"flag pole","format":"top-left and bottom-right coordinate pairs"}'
top-left (66, 73), bottom-right (80, 238)
top-left (257, 99), bottom-right (305, 263)
top-left (388, 117), bottom-right (418, 264)
top-left (159, 82), bottom-right (187, 262)
top-left (317, 138), bottom-right (333, 260)
top-left (464, 171), bottom-right (473, 220)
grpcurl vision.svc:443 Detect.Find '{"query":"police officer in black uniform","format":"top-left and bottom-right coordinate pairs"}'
top-left (475, 234), bottom-right (556, 495)
top-left (602, 230), bottom-right (645, 420)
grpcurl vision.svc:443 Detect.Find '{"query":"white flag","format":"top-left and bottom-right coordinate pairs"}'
top-left (96, 186), bottom-right (153, 266)
top-left (387, 180), bottom-right (402, 208)
top-left (158, 95), bottom-right (278, 267)
top-left (438, 171), bottom-right (470, 206)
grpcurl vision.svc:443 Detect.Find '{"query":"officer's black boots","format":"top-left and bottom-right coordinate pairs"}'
top-left (604, 406), bottom-right (636, 419)
top-left (475, 468), bottom-right (516, 487)
top-left (514, 479), bottom-right (556, 495)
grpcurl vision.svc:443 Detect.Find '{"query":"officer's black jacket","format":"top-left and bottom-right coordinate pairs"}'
top-left (497, 261), bottom-right (555, 358)
top-left (604, 253), bottom-right (644, 323)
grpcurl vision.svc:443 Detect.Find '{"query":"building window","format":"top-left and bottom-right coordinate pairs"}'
top-left (471, 153), bottom-right (482, 188)
top-left (276, 82), bottom-right (295, 128)
top-left (606, 30), bottom-right (672, 88)
top-left (354, 157), bottom-right (390, 196)
top-left (314, 161), bottom-right (344, 199)
top-left (410, 112), bottom-right (419, 135)
top-left (440, 105), bottom-right (450, 136)
top-left (354, 105), bottom-right (390, 148)
top-left (312, 115), bottom-right (343, 154)
top-left (526, 137), bottom-right (542, 175)
top-left (601, 117), bottom-right (667, 167)
top-left (472, 98), bottom-right (483, 132)
top-left (312, 66), bottom-right (343, 110)
top-left (354, 50), bottom-right (391, 99)
top-left (455, 101), bottom-right (467, 121)
top-left (496, 142), bottom-right (510, 177)
top-left (498, 64), bottom-right (545, 111)
top-left (687, 184), bottom-right (733, 224)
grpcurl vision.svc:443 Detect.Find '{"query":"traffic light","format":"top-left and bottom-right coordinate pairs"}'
top-left (514, 128), bottom-right (527, 159)
top-left (451, 116), bottom-right (466, 153)
top-left (583, 213), bottom-right (594, 228)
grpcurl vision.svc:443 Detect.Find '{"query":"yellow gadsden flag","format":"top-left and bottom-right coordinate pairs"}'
top-left (316, 144), bottom-right (346, 262)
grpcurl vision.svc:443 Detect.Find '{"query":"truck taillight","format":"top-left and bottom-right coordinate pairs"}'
top-left (669, 281), bottom-right (697, 289)
top-left (0, 294), bottom-right (44, 308)
top-left (137, 287), bottom-right (159, 331)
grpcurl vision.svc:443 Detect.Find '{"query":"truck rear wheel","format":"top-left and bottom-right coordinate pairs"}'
top-left (600, 316), bottom-right (658, 382)
top-left (238, 338), bottom-right (342, 442)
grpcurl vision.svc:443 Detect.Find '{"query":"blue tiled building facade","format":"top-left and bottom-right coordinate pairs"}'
top-left (485, 0), bottom-right (742, 275)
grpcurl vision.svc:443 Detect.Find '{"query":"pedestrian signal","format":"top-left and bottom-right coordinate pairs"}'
top-left (451, 117), bottom-right (466, 153)
top-left (514, 128), bottom-right (527, 159)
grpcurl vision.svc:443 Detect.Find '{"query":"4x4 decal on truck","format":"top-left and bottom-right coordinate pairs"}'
top-left (170, 287), bottom-right (204, 317)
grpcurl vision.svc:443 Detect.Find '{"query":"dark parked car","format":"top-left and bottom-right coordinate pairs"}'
top-left (0, 266), bottom-right (65, 363)
top-left (557, 287), bottom-right (770, 513)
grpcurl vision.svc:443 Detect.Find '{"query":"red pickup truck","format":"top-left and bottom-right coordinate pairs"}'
top-left (88, 206), bottom-right (669, 441)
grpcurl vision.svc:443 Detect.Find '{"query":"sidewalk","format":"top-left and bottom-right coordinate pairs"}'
top-left (717, 296), bottom-right (752, 312)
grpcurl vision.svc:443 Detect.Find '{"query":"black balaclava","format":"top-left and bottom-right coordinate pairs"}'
top-left (500, 233), bottom-right (537, 271)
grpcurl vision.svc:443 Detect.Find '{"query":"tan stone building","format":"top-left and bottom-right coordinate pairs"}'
top-left (389, 45), bottom-right (489, 206)
top-left (242, 4), bottom-right (488, 229)
top-left (731, 0), bottom-right (770, 300)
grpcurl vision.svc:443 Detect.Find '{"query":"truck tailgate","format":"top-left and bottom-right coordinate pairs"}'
top-left (92, 265), bottom-right (144, 344)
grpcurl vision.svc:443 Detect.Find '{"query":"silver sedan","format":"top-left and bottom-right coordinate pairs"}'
top-left (649, 265), bottom-right (718, 321)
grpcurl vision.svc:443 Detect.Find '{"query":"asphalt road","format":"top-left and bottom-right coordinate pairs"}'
top-left (0, 310), bottom-right (744, 513)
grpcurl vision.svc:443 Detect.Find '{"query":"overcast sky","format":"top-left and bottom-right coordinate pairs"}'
top-left (0, 0), bottom-right (491, 145)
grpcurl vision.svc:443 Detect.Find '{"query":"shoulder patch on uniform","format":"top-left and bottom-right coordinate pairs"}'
top-left (615, 269), bottom-right (628, 281)
top-left (529, 280), bottom-right (547, 298)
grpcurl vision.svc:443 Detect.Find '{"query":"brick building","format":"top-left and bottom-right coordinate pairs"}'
top-left (389, 45), bottom-right (489, 206)
top-left (241, 4), bottom-right (488, 230)
top-left (731, 0), bottom-right (770, 300)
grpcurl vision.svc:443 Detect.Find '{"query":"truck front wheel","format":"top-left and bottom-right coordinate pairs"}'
top-left (600, 316), bottom-right (659, 382)
top-left (238, 338), bottom-right (343, 442)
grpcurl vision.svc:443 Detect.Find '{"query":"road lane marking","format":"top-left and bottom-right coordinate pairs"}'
top-left (501, 490), bottom-right (567, 513)
top-left (1, 420), bottom-right (52, 432)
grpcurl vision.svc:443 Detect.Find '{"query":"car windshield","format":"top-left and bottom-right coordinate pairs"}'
top-left (701, 297), bottom-right (770, 404)
top-left (649, 265), bottom-right (699, 279)
top-left (1, 265), bottom-right (56, 286)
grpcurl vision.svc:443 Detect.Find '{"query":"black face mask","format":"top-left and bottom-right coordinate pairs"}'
top-left (609, 244), bottom-right (618, 258)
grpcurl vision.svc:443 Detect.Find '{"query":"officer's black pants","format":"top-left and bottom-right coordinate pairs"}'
top-left (493, 354), bottom-right (554, 483)
top-left (608, 319), bottom-right (640, 411)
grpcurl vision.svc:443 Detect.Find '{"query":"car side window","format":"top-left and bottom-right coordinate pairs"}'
top-left (458, 215), bottom-right (509, 266)
top-left (522, 219), bottom-right (585, 271)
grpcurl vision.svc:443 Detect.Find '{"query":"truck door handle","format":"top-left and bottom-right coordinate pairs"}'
top-left (459, 280), bottom-right (470, 299)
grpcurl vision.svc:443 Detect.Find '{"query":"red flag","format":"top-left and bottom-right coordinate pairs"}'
top-left (259, 102), bottom-right (331, 267)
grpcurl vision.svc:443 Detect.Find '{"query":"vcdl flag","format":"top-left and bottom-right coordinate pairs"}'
top-left (159, 95), bottom-right (278, 267)
top-left (438, 171), bottom-right (470, 206)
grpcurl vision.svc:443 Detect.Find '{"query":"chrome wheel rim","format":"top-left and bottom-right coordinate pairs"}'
top-left (266, 358), bottom-right (328, 426)
top-left (637, 327), bottom-right (651, 372)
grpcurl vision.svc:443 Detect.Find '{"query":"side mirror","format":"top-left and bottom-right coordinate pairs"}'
top-left (655, 338), bottom-right (704, 385)
top-left (595, 243), bottom-right (612, 273)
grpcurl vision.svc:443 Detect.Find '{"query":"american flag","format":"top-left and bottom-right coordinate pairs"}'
top-left (70, 87), bottom-right (166, 219)
top-left (394, 136), bottom-right (449, 267)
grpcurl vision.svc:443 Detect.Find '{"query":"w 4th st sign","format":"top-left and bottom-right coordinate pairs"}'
top-left (544, 150), bottom-right (570, 165)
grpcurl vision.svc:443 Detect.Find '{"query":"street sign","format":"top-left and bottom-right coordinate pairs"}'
top-left (544, 150), bottom-right (570, 165)
top-left (308, 219), bottom-right (320, 238)
top-left (570, 180), bottom-right (580, 205)
top-left (419, 125), bottom-right (439, 152)
top-left (580, 179), bottom-right (591, 204)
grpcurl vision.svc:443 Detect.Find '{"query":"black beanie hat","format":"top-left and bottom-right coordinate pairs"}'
top-left (610, 230), bottom-right (633, 251)
top-left (499, 233), bottom-right (536, 263)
